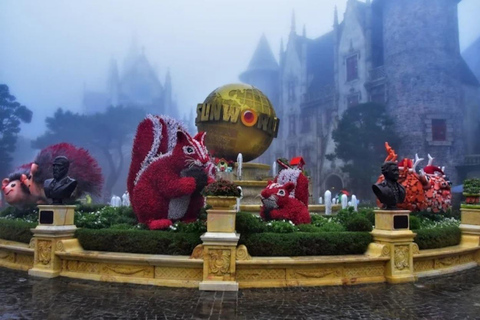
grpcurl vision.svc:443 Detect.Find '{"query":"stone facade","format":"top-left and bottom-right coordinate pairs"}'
top-left (240, 0), bottom-right (480, 200)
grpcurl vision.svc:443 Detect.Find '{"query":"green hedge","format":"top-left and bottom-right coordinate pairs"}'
top-left (76, 228), bottom-right (202, 255)
top-left (0, 219), bottom-right (36, 244)
top-left (239, 232), bottom-right (372, 256)
top-left (414, 226), bottom-right (461, 250)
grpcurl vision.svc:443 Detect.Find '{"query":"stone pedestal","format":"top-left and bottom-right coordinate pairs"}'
top-left (460, 206), bottom-right (480, 246)
top-left (200, 207), bottom-right (240, 291)
top-left (28, 205), bottom-right (77, 278)
top-left (371, 210), bottom-right (417, 284)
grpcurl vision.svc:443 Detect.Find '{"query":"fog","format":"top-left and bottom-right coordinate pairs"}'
top-left (0, 0), bottom-right (479, 140)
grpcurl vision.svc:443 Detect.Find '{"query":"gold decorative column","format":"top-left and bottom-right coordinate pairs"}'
top-left (28, 205), bottom-right (77, 278)
top-left (460, 205), bottom-right (480, 247)
top-left (199, 205), bottom-right (239, 291)
top-left (371, 209), bottom-right (417, 284)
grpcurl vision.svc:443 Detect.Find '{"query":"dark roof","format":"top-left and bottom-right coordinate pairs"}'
top-left (457, 57), bottom-right (480, 87)
top-left (462, 36), bottom-right (480, 85)
top-left (305, 31), bottom-right (335, 94)
top-left (244, 34), bottom-right (278, 73)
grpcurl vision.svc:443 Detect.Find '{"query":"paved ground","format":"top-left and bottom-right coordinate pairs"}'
top-left (1, 267), bottom-right (480, 319)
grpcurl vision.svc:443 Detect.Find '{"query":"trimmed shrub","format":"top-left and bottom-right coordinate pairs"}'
top-left (345, 216), bottom-right (373, 232)
top-left (239, 232), bottom-right (372, 256)
top-left (75, 203), bottom-right (108, 213)
top-left (0, 219), bottom-right (36, 243)
top-left (335, 207), bottom-right (357, 225)
top-left (0, 206), bottom-right (38, 221)
top-left (409, 216), bottom-right (421, 230)
top-left (76, 229), bottom-right (202, 255)
top-left (317, 221), bottom-right (345, 232)
top-left (296, 224), bottom-right (323, 233)
top-left (236, 212), bottom-right (265, 233)
top-left (74, 206), bottom-right (137, 229)
top-left (414, 226), bottom-right (461, 250)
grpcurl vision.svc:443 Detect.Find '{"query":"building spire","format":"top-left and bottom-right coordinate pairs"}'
top-left (302, 24), bottom-right (306, 37)
top-left (334, 5), bottom-right (339, 27)
top-left (291, 10), bottom-right (296, 34)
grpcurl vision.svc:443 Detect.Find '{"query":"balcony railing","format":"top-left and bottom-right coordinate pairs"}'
top-left (369, 66), bottom-right (386, 82)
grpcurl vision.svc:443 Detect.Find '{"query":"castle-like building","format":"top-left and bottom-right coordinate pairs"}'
top-left (82, 39), bottom-right (179, 120)
top-left (240, 0), bottom-right (480, 200)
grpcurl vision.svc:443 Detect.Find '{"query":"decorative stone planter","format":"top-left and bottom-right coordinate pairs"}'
top-left (205, 196), bottom-right (237, 210)
top-left (201, 196), bottom-right (240, 291)
top-left (205, 197), bottom-right (238, 233)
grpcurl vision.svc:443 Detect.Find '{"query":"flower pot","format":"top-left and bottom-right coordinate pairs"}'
top-left (205, 196), bottom-right (237, 210)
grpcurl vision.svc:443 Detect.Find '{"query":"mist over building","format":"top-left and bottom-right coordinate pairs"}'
top-left (82, 37), bottom-right (179, 120)
top-left (240, 0), bottom-right (480, 199)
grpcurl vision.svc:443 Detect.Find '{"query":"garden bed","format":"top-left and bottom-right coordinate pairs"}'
top-left (0, 205), bottom-right (462, 255)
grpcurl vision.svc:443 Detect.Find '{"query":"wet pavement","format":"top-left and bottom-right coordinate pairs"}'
top-left (1, 267), bottom-right (480, 319)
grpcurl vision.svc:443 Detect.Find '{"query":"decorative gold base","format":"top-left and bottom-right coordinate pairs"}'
top-left (37, 205), bottom-right (76, 226)
top-left (28, 268), bottom-right (61, 278)
top-left (385, 274), bottom-right (416, 284)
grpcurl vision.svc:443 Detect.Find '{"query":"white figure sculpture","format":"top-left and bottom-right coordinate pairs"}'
top-left (237, 153), bottom-right (243, 180)
top-left (325, 190), bottom-right (332, 215)
top-left (351, 195), bottom-right (358, 212)
top-left (110, 195), bottom-right (121, 207)
top-left (341, 194), bottom-right (348, 209)
top-left (122, 191), bottom-right (130, 206)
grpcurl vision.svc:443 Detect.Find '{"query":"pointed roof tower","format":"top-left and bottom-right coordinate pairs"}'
top-left (107, 57), bottom-right (119, 106)
top-left (241, 34), bottom-right (279, 76)
top-left (334, 5), bottom-right (339, 27)
top-left (291, 10), bottom-right (296, 35)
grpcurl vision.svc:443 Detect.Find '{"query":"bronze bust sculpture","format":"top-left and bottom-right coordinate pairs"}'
top-left (372, 161), bottom-right (406, 210)
top-left (44, 156), bottom-right (77, 204)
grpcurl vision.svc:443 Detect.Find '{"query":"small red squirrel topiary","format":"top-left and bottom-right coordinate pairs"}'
top-left (127, 115), bottom-right (215, 230)
top-left (260, 182), bottom-right (311, 225)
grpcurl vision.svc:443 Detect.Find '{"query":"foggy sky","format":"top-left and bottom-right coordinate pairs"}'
top-left (1, 0), bottom-right (479, 140)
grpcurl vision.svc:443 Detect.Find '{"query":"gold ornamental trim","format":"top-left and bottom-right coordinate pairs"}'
top-left (205, 196), bottom-right (237, 210)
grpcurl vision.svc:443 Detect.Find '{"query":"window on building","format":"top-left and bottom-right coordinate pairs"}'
top-left (347, 93), bottom-right (360, 107)
top-left (432, 119), bottom-right (447, 141)
top-left (346, 55), bottom-right (358, 82)
top-left (288, 80), bottom-right (296, 102)
top-left (289, 117), bottom-right (296, 135)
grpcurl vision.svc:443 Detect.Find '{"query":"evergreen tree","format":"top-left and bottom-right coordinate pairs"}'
top-left (327, 102), bottom-right (400, 199)
top-left (32, 106), bottom-right (144, 200)
top-left (0, 84), bottom-right (33, 178)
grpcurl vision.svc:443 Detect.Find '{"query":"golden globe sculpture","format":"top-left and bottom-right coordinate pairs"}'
top-left (196, 83), bottom-right (279, 162)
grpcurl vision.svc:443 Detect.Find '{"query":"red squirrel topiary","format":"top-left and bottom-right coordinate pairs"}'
top-left (127, 115), bottom-right (215, 230)
top-left (260, 182), bottom-right (311, 225)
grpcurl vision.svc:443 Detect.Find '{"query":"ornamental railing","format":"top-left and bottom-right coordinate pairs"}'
top-left (369, 66), bottom-right (386, 82)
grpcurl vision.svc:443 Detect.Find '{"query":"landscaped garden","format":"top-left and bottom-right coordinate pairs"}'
top-left (0, 204), bottom-right (461, 256)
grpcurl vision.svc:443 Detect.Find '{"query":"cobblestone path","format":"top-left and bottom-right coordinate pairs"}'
top-left (1, 266), bottom-right (480, 319)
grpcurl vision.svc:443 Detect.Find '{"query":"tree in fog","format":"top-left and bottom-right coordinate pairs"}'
top-left (33, 106), bottom-right (144, 200)
top-left (327, 102), bottom-right (400, 199)
top-left (0, 84), bottom-right (33, 178)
